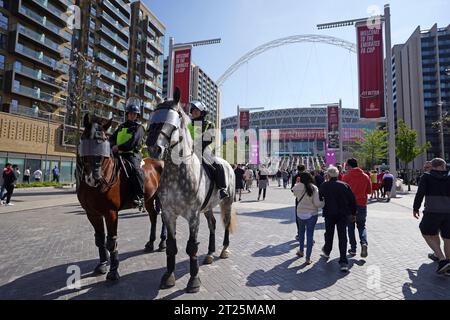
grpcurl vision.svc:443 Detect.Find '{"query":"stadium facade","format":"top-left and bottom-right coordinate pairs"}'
top-left (221, 107), bottom-right (377, 159)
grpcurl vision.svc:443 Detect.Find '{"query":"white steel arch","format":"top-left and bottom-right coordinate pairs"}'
top-left (217, 34), bottom-right (356, 87)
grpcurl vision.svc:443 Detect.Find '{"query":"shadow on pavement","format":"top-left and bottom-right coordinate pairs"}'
top-left (402, 263), bottom-right (450, 300)
top-left (246, 256), bottom-right (353, 293)
top-left (252, 240), bottom-right (298, 257)
top-left (0, 249), bottom-right (190, 300)
top-left (14, 190), bottom-right (76, 196)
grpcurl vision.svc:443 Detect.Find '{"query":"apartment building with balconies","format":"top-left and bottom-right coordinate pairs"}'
top-left (128, 0), bottom-right (165, 121)
top-left (70, 0), bottom-right (131, 128)
top-left (0, 0), bottom-right (76, 179)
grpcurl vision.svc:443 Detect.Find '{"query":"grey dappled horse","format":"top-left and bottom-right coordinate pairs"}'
top-left (146, 89), bottom-right (237, 293)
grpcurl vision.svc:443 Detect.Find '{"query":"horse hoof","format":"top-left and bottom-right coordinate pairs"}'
top-left (144, 242), bottom-right (154, 253)
top-left (160, 272), bottom-right (176, 289)
top-left (203, 255), bottom-right (214, 265)
top-left (93, 263), bottom-right (108, 275)
top-left (158, 241), bottom-right (167, 252)
top-left (106, 270), bottom-right (120, 281)
top-left (220, 249), bottom-right (230, 259)
top-left (186, 276), bottom-right (201, 293)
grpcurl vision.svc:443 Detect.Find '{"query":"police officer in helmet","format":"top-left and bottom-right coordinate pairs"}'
top-left (110, 97), bottom-right (145, 208)
top-left (189, 100), bottom-right (229, 200)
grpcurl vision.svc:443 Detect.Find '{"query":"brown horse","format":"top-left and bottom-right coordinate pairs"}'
top-left (77, 114), bottom-right (165, 281)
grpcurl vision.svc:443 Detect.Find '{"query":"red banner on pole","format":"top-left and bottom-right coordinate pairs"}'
top-left (173, 47), bottom-right (192, 112)
top-left (239, 111), bottom-right (250, 129)
top-left (357, 24), bottom-right (385, 119)
top-left (327, 105), bottom-right (340, 150)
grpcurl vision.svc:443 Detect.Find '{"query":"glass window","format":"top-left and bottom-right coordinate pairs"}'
top-left (7, 158), bottom-right (25, 178)
top-left (0, 12), bottom-right (7, 29)
top-left (60, 161), bottom-right (73, 183)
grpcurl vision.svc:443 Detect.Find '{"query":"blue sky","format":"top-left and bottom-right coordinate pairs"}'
top-left (144, 0), bottom-right (449, 118)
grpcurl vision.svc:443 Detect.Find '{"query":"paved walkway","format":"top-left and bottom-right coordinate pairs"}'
top-left (0, 183), bottom-right (449, 300)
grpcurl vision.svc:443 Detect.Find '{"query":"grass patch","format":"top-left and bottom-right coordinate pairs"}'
top-left (15, 182), bottom-right (72, 188)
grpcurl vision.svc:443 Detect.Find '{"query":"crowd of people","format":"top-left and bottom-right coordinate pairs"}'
top-left (288, 157), bottom-right (450, 275)
top-left (0, 164), bottom-right (60, 206)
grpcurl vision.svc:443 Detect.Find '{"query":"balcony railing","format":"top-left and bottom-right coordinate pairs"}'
top-left (96, 80), bottom-right (126, 98)
top-left (103, 0), bottom-right (130, 26)
top-left (97, 38), bottom-right (128, 62)
top-left (19, 5), bottom-right (72, 42)
top-left (99, 24), bottom-right (129, 49)
top-left (12, 84), bottom-right (67, 107)
top-left (96, 52), bottom-right (127, 74)
top-left (149, 40), bottom-right (163, 55)
top-left (15, 44), bottom-right (69, 73)
top-left (31, 0), bottom-right (68, 22)
top-left (99, 11), bottom-right (129, 38)
top-left (12, 63), bottom-right (68, 89)
top-left (17, 24), bottom-right (60, 52)
top-left (114, 0), bottom-right (131, 13)
top-left (9, 104), bottom-right (65, 124)
top-left (97, 66), bottom-right (127, 86)
top-left (146, 58), bottom-right (162, 73)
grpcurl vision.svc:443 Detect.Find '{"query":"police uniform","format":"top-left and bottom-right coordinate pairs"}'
top-left (110, 98), bottom-right (145, 205)
top-left (189, 101), bottom-right (229, 199)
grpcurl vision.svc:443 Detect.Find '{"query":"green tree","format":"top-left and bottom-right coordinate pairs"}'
top-left (396, 120), bottom-right (431, 191)
top-left (352, 128), bottom-right (388, 170)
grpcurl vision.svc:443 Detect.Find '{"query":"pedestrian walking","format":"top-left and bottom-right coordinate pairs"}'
top-left (276, 170), bottom-right (282, 187)
top-left (1, 163), bottom-right (18, 206)
top-left (234, 164), bottom-right (245, 201)
top-left (313, 170), bottom-right (324, 188)
top-left (282, 169), bottom-right (289, 189)
top-left (291, 165), bottom-right (306, 240)
top-left (257, 165), bottom-right (269, 201)
top-left (52, 166), bottom-right (60, 183)
top-left (319, 166), bottom-right (357, 271)
top-left (33, 168), bottom-right (43, 182)
top-left (342, 158), bottom-right (372, 258)
top-left (413, 158), bottom-right (450, 275)
top-left (244, 167), bottom-right (254, 192)
top-left (382, 171), bottom-right (394, 201)
top-left (23, 167), bottom-right (31, 183)
top-left (292, 172), bottom-right (324, 264)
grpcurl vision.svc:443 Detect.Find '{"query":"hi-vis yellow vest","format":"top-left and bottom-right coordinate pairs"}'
top-left (116, 125), bottom-right (144, 154)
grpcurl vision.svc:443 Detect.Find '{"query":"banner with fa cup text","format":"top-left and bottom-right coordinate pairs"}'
top-left (173, 47), bottom-right (192, 112)
top-left (356, 23), bottom-right (385, 119)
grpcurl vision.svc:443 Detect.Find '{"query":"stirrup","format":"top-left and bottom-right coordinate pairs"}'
top-left (219, 189), bottom-right (229, 200)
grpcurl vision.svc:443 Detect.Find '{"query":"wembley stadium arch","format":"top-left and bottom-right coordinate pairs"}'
top-left (216, 34), bottom-right (357, 87)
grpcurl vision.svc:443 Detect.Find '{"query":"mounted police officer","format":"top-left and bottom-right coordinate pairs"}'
top-left (110, 97), bottom-right (145, 208)
top-left (189, 100), bottom-right (229, 200)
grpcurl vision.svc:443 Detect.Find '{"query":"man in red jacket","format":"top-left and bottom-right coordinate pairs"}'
top-left (342, 158), bottom-right (372, 258)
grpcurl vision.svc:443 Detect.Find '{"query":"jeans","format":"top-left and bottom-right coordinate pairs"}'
top-left (324, 214), bottom-right (349, 264)
top-left (348, 206), bottom-right (368, 251)
top-left (297, 214), bottom-right (318, 259)
top-left (283, 179), bottom-right (288, 189)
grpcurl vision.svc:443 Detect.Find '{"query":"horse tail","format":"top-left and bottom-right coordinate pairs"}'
top-left (221, 201), bottom-right (237, 234)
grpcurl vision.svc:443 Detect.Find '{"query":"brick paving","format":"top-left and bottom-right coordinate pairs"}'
top-left (0, 183), bottom-right (449, 300)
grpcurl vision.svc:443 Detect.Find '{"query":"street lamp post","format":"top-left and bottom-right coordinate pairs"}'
top-left (317, 4), bottom-right (397, 196)
top-left (167, 37), bottom-right (221, 99)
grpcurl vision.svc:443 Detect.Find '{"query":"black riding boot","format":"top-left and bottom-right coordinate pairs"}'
top-left (213, 163), bottom-right (229, 200)
top-left (128, 155), bottom-right (145, 209)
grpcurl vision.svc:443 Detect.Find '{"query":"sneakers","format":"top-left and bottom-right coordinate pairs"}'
top-left (0, 200), bottom-right (5, 206)
top-left (348, 249), bottom-right (357, 256)
top-left (296, 250), bottom-right (304, 258)
top-left (361, 244), bottom-right (368, 258)
top-left (436, 259), bottom-right (450, 274)
top-left (6, 203), bottom-right (14, 206)
top-left (428, 253), bottom-right (439, 262)
top-left (340, 263), bottom-right (349, 272)
top-left (305, 259), bottom-right (312, 265)
top-left (321, 247), bottom-right (330, 259)
top-left (219, 189), bottom-right (229, 200)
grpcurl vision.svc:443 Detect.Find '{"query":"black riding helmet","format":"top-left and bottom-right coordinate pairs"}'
top-left (125, 97), bottom-right (141, 117)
